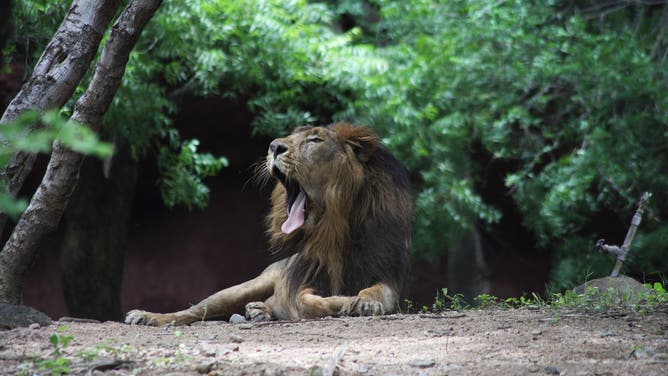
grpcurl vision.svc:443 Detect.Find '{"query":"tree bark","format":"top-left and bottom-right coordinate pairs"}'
top-left (0, 0), bottom-right (123, 233)
top-left (0, 0), bottom-right (163, 305)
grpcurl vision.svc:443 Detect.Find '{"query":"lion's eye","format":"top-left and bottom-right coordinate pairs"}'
top-left (307, 137), bottom-right (323, 143)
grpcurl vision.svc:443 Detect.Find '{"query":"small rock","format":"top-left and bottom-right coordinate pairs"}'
top-left (528, 365), bottom-right (541, 373)
top-left (544, 365), bottom-right (560, 375)
top-left (229, 314), bottom-right (247, 324)
top-left (654, 353), bottom-right (668, 361)
top-left (408, 359), bottom-right (436, 368)
top-left (229, 334), bottom-right (244, 343)
top-left (530, 329), bottom-right (542, 336)
top-left (631, 346), bottom-right (656, 359)
top-left (201, 343), bottom-right (239, 357)
top-left (28, 323), bottom-right (40, 330)
top-left (357, 364), bottom-right (372, 373)
top-left (599, 331), bottom-right (616, 337)
top-left (239, 324), bottom-right (253, 330)
top-left (259, 369), bottom-right (283, 376)
top-left (0, 303), bottom-right (52, 329)
top-left (196, 361), bottom-right (215, 374)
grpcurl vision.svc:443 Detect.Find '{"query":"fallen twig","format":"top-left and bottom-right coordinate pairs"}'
top-left (322, 343), bottom-right (350, 376)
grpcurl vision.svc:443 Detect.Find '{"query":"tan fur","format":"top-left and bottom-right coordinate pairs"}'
top-left (125, 123), bottom-right (411, 326)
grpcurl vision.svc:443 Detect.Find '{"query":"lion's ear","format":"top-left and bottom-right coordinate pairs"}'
top-left (332, 123), bottom-right (379, 162)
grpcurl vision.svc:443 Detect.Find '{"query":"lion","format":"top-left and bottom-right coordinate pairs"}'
top-left (125, 122), bottom-right (412, 325)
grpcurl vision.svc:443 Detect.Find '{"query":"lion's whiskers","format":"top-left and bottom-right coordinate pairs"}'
top-left (247, 158), bottom-right (272, 192)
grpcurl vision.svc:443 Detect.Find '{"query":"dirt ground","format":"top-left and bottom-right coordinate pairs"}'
top-left (1, 306), bottom-right (667, 375)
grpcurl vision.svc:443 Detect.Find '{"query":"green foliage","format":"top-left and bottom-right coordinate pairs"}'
top-left (35, 325), bottom-right (73, 376)
top-left (335, 0), bottom-right (668, 285)
top-left (157, 133), bottom-right (228, 210)
top-left (138, 0), bottom-right (378, 136)
top-left (0, 110), bottom-right (113, 217)
top-left (49, 325), bottom-right (73, 356)
top-left (503, 293), bottom-right (546, 309)
top-left (429, 281), bottom-right (667, 313)
top-left (432, 287), bottom-right (469, 311)
top-left (1, 0), bottom-right (67, 72)
top-left (473, 293), bottom-right (498, 309)
top-left (545, 281), bottom-right (667, 313)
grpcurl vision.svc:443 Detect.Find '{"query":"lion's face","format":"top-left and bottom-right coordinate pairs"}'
top-left (267, 126), bottom-right (360, 234)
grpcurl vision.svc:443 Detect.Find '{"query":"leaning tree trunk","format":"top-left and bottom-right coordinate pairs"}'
top-left (0, 0), bottom-right (163, 305)
top-left (0, 0), bottom-right (123, 234)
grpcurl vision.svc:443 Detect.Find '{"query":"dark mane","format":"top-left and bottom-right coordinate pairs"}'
top-left (280, 124), bottom-right (413, 300)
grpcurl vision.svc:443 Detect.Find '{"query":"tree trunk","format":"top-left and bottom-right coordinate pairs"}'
top-left (60, 145), bottom-right (137, 321)
top-left (0, 0), bottom-right (163, 305)
top-left (0, 0), bottom-right (123, 233)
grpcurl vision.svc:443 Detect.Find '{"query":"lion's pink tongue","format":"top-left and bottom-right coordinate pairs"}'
top-left (281, 191), bottom-right (306, 234)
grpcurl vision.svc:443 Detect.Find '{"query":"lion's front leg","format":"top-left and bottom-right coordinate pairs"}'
top-left (340, 283), bottom-right (398, 317)
top-left (295, 289), bottom-right (349, 319)
top-left (125, 261), bottom-right (282, 326)
top-left (245, 301), bottom-right (273, 322)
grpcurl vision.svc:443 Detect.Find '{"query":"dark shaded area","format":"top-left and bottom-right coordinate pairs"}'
top-left (0, 1), bottom-right (10, 59)
top-left (118, 98), bottom-right (275, 315)
top-left (471, 141), bottom-right (552, 297)
top-left (0, 0), bottom-right (21, 113)
top-left (60, 143), bottom-right (138, 322)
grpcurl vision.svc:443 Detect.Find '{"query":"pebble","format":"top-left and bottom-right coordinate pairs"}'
top-left (631, 346), bottom-right (656, 359)
top-left (207, 343), bottom-right (239, 357)
top-left (357, 364), bottom-right (372, 373)
top-left (654, 353), bottom-right (668, 361)
top-left (195, 360), bottom-right (215, 374)
top-left (229, 314), bottom-right (247, 324)
top-left (408, 359), bottom-right (436, 368)
top-left (544, 365), bottom-right (560, 375)
top-left (229, 334), bottom-right (244, 343)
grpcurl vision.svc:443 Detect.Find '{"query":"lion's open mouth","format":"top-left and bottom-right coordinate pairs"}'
top-left (273, 166), bottom-right (309, 234)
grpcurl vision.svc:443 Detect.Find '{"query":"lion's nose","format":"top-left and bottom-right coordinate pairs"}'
top-left (269, 140), bottom-right (288, 157)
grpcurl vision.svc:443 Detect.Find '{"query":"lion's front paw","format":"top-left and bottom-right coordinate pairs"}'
top-left (245, 302), bottom-right (273, 322)
top-left (340, 297), bottom-right (385, 317)
top-left (125, 309), bottom-right (172, 326)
